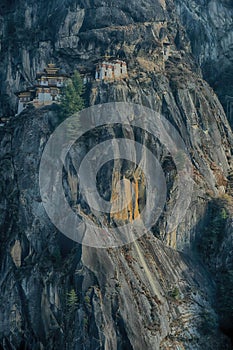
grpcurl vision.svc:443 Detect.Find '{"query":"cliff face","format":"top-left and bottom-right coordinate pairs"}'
top-left (0, 0), bottom-right (233, 349)
top-left (1, 107), bottom-right (231, 349)
top-left (174, 0), bottom-right (233, 124)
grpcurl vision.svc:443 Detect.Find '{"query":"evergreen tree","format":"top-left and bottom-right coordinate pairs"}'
top-left (59, 70), bottom-right (85, 120)
top-left (67, 288), bottom-right (78, 310)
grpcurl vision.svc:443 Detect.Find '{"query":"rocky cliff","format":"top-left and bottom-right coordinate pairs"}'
top-left (174, 0), bottom-right (233, 125)
top-left (0, 0), bottom-right (233, 349)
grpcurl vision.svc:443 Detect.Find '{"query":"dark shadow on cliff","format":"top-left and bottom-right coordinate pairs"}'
top-left (190, 195), bottom-right (233, 347)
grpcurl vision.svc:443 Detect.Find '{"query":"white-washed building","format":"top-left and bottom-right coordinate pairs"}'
top-left (16, 90), bottom-right (34, 115)
top-left (16, 64), bottom-right (69, 115)
top-left (95, 60), bottom-right (128, 81)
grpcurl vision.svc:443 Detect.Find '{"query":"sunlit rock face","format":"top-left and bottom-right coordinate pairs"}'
top-left (0, 0), bottom-right (233, 349)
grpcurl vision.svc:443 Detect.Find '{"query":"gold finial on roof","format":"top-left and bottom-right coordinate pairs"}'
top-left (47, 63), bottom-right (56, 68)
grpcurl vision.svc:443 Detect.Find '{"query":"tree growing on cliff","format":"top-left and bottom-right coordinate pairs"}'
top-left (59, 70), bottom-right (85, 120)
top-left (67, 288), bottom-right (78, 310)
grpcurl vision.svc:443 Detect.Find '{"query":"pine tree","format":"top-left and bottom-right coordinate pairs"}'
top-left (67, 288), bottom-right (78, 310)
top-left (59, 70), bottom-right (85, 120)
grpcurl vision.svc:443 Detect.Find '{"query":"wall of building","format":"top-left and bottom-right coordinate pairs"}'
top-left (17, 101), bottom-right (25, 115)
top-left (95, 60), bottom-right (128, 81)
top-left (37, 92), bottom-right (53, 103)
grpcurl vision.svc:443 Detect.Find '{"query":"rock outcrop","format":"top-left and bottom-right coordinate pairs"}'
top-left (0, 0), bottom-right (233, 349)
top-left (174, 0), bottom-right (233, 124)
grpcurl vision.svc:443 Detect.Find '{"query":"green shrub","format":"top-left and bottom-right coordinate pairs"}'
top-left (84, 295), bottom-right (91, 304)
top-left (169, 286), bottom-right (180, 300)
top-left (83, 317), bottom-right (89, 327)
top-left (199, 199), bottom-right (229, 264)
